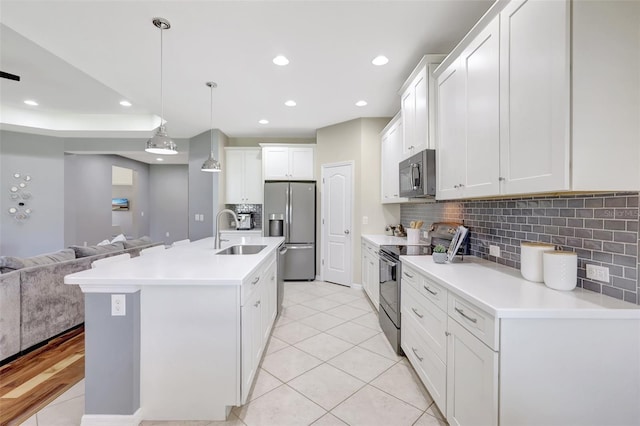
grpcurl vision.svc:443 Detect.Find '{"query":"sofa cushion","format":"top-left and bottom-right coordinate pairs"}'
top-left (111, 233), bottom-right (127, 243)
top-left (0, 249), bottom-right (76, 273)
top-left (69, 242), bottom-right (125, 258)
top-left (123, 236), bottom-right (153, 249)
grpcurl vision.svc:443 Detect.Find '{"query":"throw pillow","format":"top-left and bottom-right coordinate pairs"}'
top-left (69, 242), bottom-right (125, 258)
top-left (0, 249), bottom-right (76, 273)
top-left (111, 233), bottom-right (127, 243)
top-left (123, 236), bottom-right (153, 249)
top-left (96, 239), bottom-right (111, 246)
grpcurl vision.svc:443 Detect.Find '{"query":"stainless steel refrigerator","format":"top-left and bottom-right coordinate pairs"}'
top-left (264, 181), bottom-right (316, 280)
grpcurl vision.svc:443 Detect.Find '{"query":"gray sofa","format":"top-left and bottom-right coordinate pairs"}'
top-left (0, 237), bottom-right (162, 362)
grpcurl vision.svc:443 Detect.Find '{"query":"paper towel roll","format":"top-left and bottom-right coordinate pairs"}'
top-left (520, 242), bottom-right (556, 282)
top-left (543, 251), bottom-right (578, 291)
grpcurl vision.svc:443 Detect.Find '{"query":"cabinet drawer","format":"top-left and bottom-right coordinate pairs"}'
top-left (400, 264), bottom-right (420, 290)
top-left (448, 294), bottom-right (498, 350)
top-left (402, 264), bottom-right (448, 312)
top-left (402, 312), bottom-right (447, 413)
top-left (402, 284), bottom-right (447, 363)
top-left (242, 260), bottom-right (268, 306)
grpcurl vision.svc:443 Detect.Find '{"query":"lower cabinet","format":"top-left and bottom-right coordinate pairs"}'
top-left (360, 240), bottom-right (379, 310)
top-left (240, 256), bottom-right (277, 404)
top-left (401, 263), bottom-right (498, 426)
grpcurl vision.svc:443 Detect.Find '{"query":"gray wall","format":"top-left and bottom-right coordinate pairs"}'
top-left (149, 165), bottom-right (189, 244)
top-left (84, 292), bottom-right (140, 415)
top-left (188, 129), bottom-right (226, 241)
top-left (64, 154), bottom-right (151, 247)
top-left (0, 131), bottom-right (65, 257)
top-left (401, 192), bottom-right (640, 304)
top-left (112, 184), bottom-right (135, 237)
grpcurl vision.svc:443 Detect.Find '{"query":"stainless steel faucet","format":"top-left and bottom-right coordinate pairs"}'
top-left (215, 209), bottom-right (239, 249)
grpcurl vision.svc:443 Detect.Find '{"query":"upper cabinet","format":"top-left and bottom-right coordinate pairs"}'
top-left (434, 0), bottom-right (640, 200)
top-left (225, 148), bottom-right (263, 204)
top-left (437, 16), bottom-right (501, 200)
top-left (261, 144), bottom-right (315, 180)
top-left (380, 112), bottom-right (409, 204)
top-left (399, 55), bottom-right (446, 160)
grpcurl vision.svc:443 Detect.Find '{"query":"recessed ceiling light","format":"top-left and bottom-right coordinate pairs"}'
top-left (285, 100), bottom-right (297, 107)
top-left (156, 158), bottom-right (164, 161)
top-left (372, 55), bottom-right (389, 66)
top-left (273, 55), bottom-right (290, 66)
top-left (120, 100), bottom-right (132, 107)
top-left (258, 119), bottom-right (269, 124)
top-left (355, 100), bottom-right (368, 107)
top-left (24, 100), bottom-right (38, 106)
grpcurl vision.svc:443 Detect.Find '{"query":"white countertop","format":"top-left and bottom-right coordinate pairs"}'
top-left (64, 236), bottom-right (284, 291)
top-left (362, 234), bottom-right (412, 246)
top-left (401, 256), bottom-right (640, 319)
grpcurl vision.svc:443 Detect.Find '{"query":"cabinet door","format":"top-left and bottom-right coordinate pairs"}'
top-left (368, 251), bottom-right (379, 308)
top-left (225, 149), bottom-right (245, 204)
top-left (413, 69), bottom-right (428, 153)
top-left (401, 88), bottom-right (416, 157)
top-left (436, 60), bottom-right (466, 200)
top-left (361, 244), bottom-right (371, 301)
top-left (499, 0), bottom-right (570, 195)
top-left (262, 261), bottom-right (277, 341)
top-left (446, 319), bottom-right (498, 426)
top-left (289, 147), bottom-right (314, 180)
top-left (241, 289), bottom-right (261, 403)
top-left (263, 147), bottom-right (290, 180)
top-left (381, 118), bottom-right (406, 203)
top-left (243, 150), bottom-right (263, 203)
top-left (462, 16), bottom-right (500, 198)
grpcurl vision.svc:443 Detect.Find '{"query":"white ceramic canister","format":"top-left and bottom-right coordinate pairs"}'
top-left (543, 251), bottom-right (578, 291)
top-left (407, 228), bottom-right (420, 245)
top-left (520, 242), bottom-right (556, 282)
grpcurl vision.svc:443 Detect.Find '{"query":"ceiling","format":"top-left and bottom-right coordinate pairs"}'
top-left (0, 0), bottom-right (493, 164)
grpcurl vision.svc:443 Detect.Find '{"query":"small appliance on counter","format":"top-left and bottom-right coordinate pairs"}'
top-left (236, 213), bottom-right (254, 230)
top-left (379, 222), bottom-right (470, 355)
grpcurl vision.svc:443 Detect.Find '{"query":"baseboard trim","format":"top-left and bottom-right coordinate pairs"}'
top-left (350, 283), bottom-right (363, 290)
top-left (315, 275), bottom-right (321, 281)
top-left (81, 408), bottom-right (142, 426)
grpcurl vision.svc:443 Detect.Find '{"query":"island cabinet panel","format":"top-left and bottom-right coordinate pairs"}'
top-left (499, 318), bottom-right (640, 426)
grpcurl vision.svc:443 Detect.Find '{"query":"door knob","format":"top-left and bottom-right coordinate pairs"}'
top-left (344, 230), bottom-right (350, 235)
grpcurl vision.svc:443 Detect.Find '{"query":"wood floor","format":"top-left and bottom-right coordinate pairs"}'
top-left (0, 326), bottom-right (84, 426)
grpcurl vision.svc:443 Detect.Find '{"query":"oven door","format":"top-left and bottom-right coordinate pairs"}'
top-left (399, 156), bottom-right (422, 198)
top-left (379, 251), bottom-right (400, 327)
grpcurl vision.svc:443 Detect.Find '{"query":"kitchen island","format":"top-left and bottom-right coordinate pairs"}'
top-left (64, 236), bottom-right (284, 425)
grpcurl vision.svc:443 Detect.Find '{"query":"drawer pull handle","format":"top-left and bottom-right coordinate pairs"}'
top-left (251, 277), bottom-right (260, 285)
top-left (403, 272), bottom-right (414, 279)
top-left (455, 307), bottom-right (478, 323)
top-left (411, 307), bottom-right (424, 318)
top-left (411, 347), bottom-right (423, 362)
top-left (423, 285), bottom-right (438, 296)
top-left (254, 300), bottom-right (261, 307)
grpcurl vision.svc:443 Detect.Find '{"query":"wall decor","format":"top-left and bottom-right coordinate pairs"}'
top-left (7, 172), bottom-right (33, 221)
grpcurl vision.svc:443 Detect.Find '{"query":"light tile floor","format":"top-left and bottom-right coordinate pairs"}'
top-left (21, 281), bottom-right (448, 426)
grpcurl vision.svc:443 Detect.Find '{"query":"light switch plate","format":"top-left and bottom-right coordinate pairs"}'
top-left (586, 264), bottom-right (610, 282)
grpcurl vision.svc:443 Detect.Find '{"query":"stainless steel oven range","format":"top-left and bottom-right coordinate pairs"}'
top-left (378, 222), bottom-right (468, 355)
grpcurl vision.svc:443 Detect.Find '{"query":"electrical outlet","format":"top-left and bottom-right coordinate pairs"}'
top-left (111, 294), bottom-right (126, 316)
top-left (489, 245), bottom-right (501, 257)
top-left (362, 216), bottom-right (369, 225)
top-left (586, 264), bottom-right (610, 283)
top-left (195, 213), bottom-right (199, 221)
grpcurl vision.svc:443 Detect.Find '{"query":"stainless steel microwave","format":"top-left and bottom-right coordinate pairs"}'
top-left (399, 149), bottom-right (436, 198)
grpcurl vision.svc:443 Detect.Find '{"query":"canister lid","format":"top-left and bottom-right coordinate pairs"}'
top-left (543, 251), bottom-right (577, 256)
top-left (521, 242), bottom-right (555, 248)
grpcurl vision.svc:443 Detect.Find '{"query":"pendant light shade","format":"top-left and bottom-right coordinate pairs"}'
top-left (201, 82), bottom-right (221, 172)
top-left (145, 17), bottom-right (177, 155)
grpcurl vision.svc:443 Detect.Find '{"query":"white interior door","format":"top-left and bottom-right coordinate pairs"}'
top-left (321, 162), bottom-right (353, 286)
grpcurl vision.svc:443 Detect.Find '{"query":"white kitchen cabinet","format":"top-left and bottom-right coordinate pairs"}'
top-left (261, 144), bottom-right (315, 180)
top-left (240, 256), bottom-right (276, 404)
top-left (360, 240), bottom-right (379, 310)
top-left (499, 0), bottom-right (569, 195)
top-left (380, 112), bottom-right (408, 204)
top-left (399, 55), bottom-right (446, 159)
top-left (446, 319), bottom-right (498, 426)
top-left (436, 16), bottom-right (500, 200)
top-left (225, 148), bottom-right (263, 204)
top-left (434, 0), bottom-right (640, 199)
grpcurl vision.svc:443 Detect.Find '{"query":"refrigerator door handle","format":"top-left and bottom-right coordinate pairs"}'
top-left (285, 186), bottom-right (290, 241)
top-left (286, 244), bottom-right (314, 250)
top-left (288, 185), bottom-right (293, 240)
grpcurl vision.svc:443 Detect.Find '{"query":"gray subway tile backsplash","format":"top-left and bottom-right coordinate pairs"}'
top-left (400, 192), bottom-right (639, 305)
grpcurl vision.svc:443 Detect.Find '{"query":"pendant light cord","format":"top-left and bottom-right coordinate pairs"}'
top-left (210, 83), bottom-right (214, 154)
top-left (160, 25), bottom-right (164, 127)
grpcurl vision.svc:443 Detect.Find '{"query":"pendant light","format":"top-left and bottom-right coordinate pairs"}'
top-left (145, 17), bottom-right (177, 155)
top-left (201, 82), bottom-right (221, 172)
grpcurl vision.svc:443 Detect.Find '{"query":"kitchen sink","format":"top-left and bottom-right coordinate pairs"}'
top-left (216, 245), bottom-right (267, 255)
